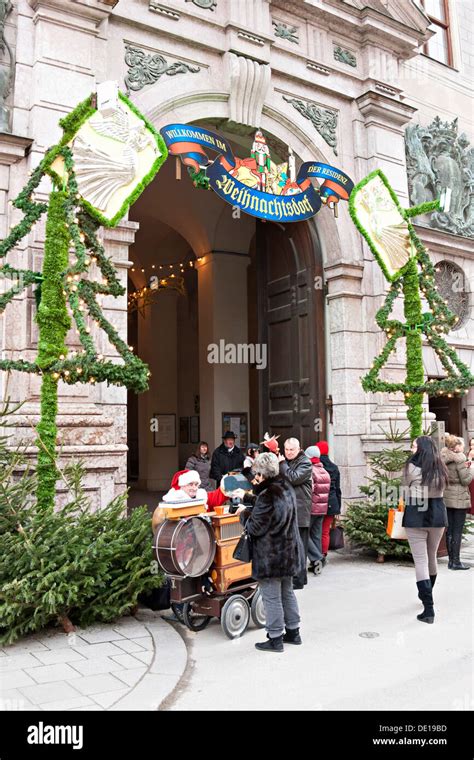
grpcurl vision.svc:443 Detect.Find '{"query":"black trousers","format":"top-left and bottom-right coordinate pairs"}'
top-left (446, 508), bottom-right (467, 561)
top-left (293, 527), bottom-right (309, 588)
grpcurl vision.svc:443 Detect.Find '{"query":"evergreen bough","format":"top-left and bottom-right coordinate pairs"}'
top-left (0, 401), bottom-right (164, 646)
top-left (344, 424), bottom-right (413, 559)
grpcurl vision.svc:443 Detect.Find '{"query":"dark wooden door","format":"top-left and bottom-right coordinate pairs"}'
top-left (429, 393), bottom-right (462, 437)
top-left (256, 220), bottom-right (325, 449)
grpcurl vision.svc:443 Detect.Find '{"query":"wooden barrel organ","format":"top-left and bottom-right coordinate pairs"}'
top-left (153, 505), bottom-right (265, 638)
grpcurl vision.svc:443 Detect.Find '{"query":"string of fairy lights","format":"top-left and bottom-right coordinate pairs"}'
top-left (128, 255), bottom-right (204, 313)
top-left (130, 255), bottom-right (203, 277)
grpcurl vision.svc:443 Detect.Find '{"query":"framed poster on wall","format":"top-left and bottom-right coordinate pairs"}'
top-left (190, 415), bottom-right (200, 444)
top-left (153, 413), bottom-right (176, 447)
top-left (222, 412), bottom-right (248, 450)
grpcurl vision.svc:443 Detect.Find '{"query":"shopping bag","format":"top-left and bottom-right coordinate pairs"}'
top-left (329, 519), bottom-right (344, 550)
top-left (386, 500), bottom-right (407, 540)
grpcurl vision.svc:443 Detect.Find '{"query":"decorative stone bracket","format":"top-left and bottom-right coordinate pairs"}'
top-left (124, 44), bottom-right (200, 93)
top-left (225, 52), bottom-right (271, 128)
top-left (282, 95), bottom-right (338, 155)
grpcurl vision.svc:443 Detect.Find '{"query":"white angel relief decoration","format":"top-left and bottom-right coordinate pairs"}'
top-left (52, 82), bottom-right (163, 225)
top-left (353, 174), bottom-right (416, 280)
top-left (73, 106), bottom-right (155, 211)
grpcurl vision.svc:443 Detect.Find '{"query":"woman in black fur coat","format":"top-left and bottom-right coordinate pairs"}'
top-left (239, 452), bottom-right (304, 653)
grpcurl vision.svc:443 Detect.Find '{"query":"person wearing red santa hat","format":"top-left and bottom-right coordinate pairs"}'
top-left (162, 469), bottom-right (228, 511)
top-left (317, 440), bottom-right (342, 563)
top-left (261, 432), bottom-right (280, 455)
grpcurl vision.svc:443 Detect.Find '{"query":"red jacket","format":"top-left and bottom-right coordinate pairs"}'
top-left (309, 459), bottom-right (330, 515)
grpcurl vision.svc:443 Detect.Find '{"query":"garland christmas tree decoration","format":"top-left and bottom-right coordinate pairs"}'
top-left (349, 170), bottom-right (474, 439)
top-left (0, 81), bottom-right (168, 509)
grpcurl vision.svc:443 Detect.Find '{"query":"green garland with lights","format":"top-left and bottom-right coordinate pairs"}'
top-left (0, 89), bottom-right (168, 509)
top-left (349, 169), bottom-right (474, 439)
top-left (35, 190), bottom-right (71, 509)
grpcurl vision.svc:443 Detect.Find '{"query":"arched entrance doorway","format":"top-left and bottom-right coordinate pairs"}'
top-left (127, 120), bottom-right (328, 499)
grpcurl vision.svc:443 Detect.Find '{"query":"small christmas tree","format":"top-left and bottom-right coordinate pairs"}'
top-left (0, 400), bottom-right (164, 645)
top-left (344, 422), bottom-right (412, 560)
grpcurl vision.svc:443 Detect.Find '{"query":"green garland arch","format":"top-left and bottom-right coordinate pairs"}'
top-left (349, 169), bottom-right (474, 439)
top-left (0, 89), bottom-right (168, 508)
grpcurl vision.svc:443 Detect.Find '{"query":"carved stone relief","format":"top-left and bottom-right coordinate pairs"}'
top-left (273, 21), bottom-right (299, 44)
top-left (434, 261), bottom-right (470, 328)
top-left (333, 45), bottom-right (356, 67)
top-left (405, 117), bottom-right (474, 238)
top-left (124, 44), bottom-right (200, 93)
top-left (282, 95), bottom-right (338, 155)
top-left (0, 1), bottom-right (14, 132)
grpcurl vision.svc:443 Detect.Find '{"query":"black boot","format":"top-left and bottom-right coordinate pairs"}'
top-left (416, 579), bottom-right (434, 624)
top-left (255, 634), bottom-right (284, 653)
top-left (446, 532), bottom-right (453, 569)
top-left (450, 526), bottom-right (470, 570)
top-left (419, 574), bottom-right (436, 600)
top-left (283, 627), bottom-right (302, 645)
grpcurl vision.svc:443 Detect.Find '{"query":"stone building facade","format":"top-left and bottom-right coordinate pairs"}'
top-left (0, 0), bottom-right (472, 507)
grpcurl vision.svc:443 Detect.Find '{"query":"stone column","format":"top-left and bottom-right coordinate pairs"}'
top-left (0, 134), bottom-right (32, 404)
top-left (195, 252), bottom-right (251, 448)
top-left (354, 90), bottom-right (434, 453)
top-left (325, 261), bottom-right (369, 501)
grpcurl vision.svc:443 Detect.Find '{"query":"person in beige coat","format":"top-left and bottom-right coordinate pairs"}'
top-left (441, 435), bottom-right (473, 571)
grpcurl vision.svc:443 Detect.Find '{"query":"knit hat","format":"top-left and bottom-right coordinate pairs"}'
top-left (317, 440), bottom-right (329, 456)
top-left (305, 445), bottom-right (321, 462)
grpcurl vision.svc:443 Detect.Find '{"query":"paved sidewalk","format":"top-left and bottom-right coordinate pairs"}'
top-left (168, 541), bottom-right (474, 712)
top-left (2, 531), bottom-right (472, 712)
top-left (0, 610), bottom-right (186, 712)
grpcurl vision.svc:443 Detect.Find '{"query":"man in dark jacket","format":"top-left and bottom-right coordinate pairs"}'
top-left (278, 438), bottom-right (312, 589)
top-left (210, 431), bottom-right (245, 486)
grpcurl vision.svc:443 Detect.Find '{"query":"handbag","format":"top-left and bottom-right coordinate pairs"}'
top-left (387, 499), bottom-right (408, 540)
top-left (233, 530), bottom-right (252, 562)
top-left (329, 518), bottom-right (344, 550)
top-left (138, 577), bottom-right (171, 611)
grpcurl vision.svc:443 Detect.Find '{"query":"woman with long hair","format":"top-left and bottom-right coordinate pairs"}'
top-left (441, 435), bottom-right (473, 570)
top-left (185, 441), bottom-right (212, 491)
top-left (402, 436), bottom-right (449, 624)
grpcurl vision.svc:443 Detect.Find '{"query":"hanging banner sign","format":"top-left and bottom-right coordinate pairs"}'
top-left (160, 123), bottom-right (353, 223)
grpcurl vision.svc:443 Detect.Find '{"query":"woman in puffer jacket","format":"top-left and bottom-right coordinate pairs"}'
top-left (185, 441), bottom-right (213, 491)
top-left (304, 446), bottom-right (331, 575)
top-left (441, 435), bottom-right (473, 571)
